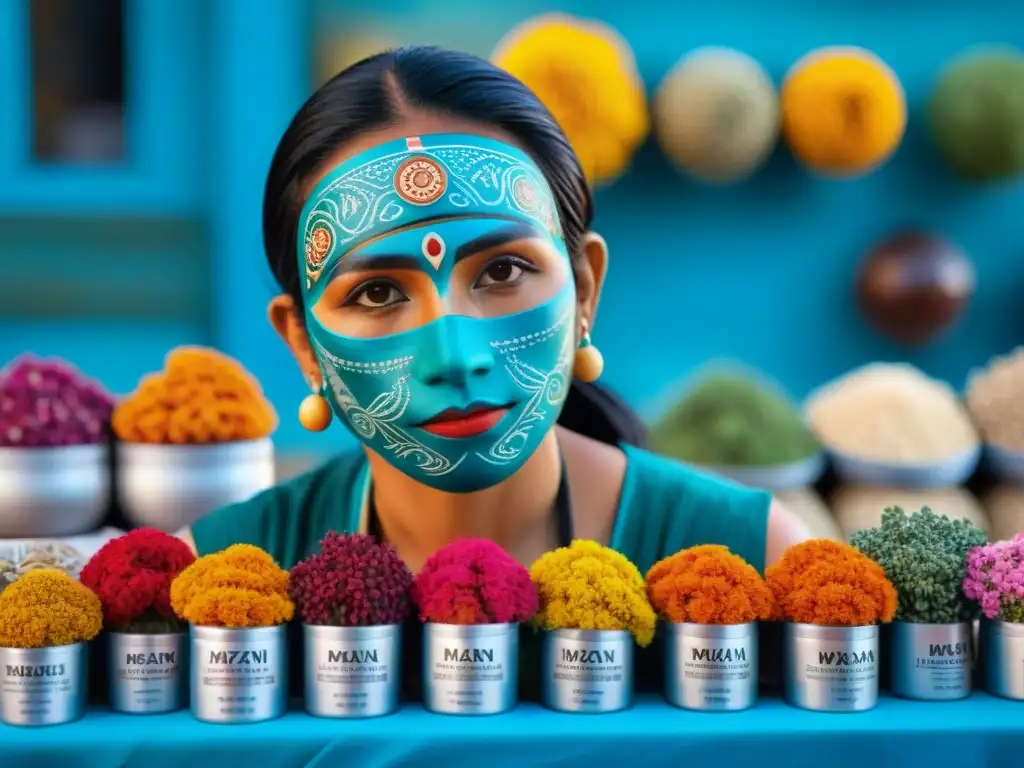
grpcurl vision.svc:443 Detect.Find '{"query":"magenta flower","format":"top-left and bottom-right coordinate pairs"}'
top-left (289, 532), bottom-right (413, 626)
top-left (412, 538), bottom-right (538, 625)
top-left (963, 537), bottom-right (1024, 623)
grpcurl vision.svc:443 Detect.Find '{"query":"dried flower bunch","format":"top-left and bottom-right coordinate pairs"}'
top-left (112, 347), bottom-right (277, 444)
top-left (290, 532), bottom-right (413, 626)
top-left (0, 355), bottom-right (114, 447)
top-left (646, 545), bottom-right (773, 625)
top-left (851, 506), bottom-right (987, 624)
top-left (766, 539), bottom-right (897, 626)
top-left (0, 569), bottom-right (103, 648)
top-left (80, 529), bottom-right (196, 633)
top-left (963, 534), bottom-right (1024, 623)
top-left (170, 544), bottom-right (293, 628)
top-left (412, 538), bottom-right (537, 625)
top-left (530, 540), bottom-right (656, 646)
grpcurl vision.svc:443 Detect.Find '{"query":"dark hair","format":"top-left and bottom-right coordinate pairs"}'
top-left (263, 45), bottom-right (646, 447)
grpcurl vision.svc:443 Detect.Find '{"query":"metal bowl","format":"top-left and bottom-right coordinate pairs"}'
top-left (985, 443), bottom-right (1024, 485)
top-left (116, 438), bottom-right (275, 532)
top-left (698, 452), bottom-right (825, 493)
top-left (829, 446), bottom-right (981, 488)
top-left (0, 444), bottom-right (110, 538)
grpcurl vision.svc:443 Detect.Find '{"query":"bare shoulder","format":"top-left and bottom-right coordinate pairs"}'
top-left (557, 426), bottom-right (627, 545)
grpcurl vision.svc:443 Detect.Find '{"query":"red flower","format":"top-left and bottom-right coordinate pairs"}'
top-left (412, 538), bottom-right (538, 625)
top-left (289, 532), bottom-right (413, 626)
top-left (80, 529), bottom-right (196, 630)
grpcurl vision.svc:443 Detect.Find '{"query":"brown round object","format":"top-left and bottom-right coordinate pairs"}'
top-left (856, 231), bottom-right (974, 346)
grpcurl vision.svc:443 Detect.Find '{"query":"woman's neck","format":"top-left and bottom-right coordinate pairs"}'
top-left (366, 431), bottom-right (562, 568)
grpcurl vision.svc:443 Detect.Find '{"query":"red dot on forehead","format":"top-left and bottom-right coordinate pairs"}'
top-left (425, 236), bottom-right (443, 257)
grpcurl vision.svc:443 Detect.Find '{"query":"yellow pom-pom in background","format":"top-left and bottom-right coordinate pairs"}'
top-left (530, 539), bottom-right (656, 646)
top-left (781, 46), bottom-right (906, 177)
top-left (654, 47), bottom-right (780, 183)
top-left (0, 569), bottom-right (103, 648)
top-left (493, 13), bottom-right (648, 187)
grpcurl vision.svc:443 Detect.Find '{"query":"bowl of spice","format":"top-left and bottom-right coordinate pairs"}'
top-left (967, 348), bottom-right (1024, 484)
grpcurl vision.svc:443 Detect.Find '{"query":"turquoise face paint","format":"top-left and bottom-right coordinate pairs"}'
top-left (298, 134), bottom-right (575, 493)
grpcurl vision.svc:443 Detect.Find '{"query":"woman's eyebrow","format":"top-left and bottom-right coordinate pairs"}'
top-left (323, 254), bottom-right (421, 281)
top-left (454, 222), bottom-right (544, 263)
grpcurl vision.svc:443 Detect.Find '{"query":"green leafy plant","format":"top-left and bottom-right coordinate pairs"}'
top-left (851, 506), bottom-right (988, 623)
top-left (649, 370), bottom-right (819, 467)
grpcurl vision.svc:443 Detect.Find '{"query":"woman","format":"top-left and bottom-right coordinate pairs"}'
top-left (184, 46), bottom-right (811, 577)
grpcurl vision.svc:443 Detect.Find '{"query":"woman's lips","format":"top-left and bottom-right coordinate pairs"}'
top-left (419, 406), bottom-right (510, 439)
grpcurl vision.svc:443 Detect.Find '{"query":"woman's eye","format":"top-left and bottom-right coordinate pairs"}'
top-left (475, 256), bottom-right (530, 288)
top-left (348, 281), bottom-right (407, 308)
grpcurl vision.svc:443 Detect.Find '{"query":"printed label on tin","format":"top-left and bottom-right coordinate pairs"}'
top-left (911, 638), bottom-right (969, 694)
top-left (796, 643), bottom-right (876, 706)
top-left (199, 644), bottom-right (277, 717)
top-left (552, 642), bottom-right (624, 708)
top-left (430, 645), bottom-right (505, 709)
top-left (115, 650), bottom-right (180, 706)
top-left (683, 643), bottom-right (752, 706)
top-left (2, 661), bottom-right (73, 718)
top-left (317, 645), bottom-right (390, 713)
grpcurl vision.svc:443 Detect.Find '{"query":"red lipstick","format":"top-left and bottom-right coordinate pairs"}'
top-left (419, 404), bottom-right (509, 439)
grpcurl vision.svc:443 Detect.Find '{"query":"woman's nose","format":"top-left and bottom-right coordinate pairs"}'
top-left (412, 316), bottom-right (495, 388)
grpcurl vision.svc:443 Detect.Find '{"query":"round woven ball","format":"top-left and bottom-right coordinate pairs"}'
top-left (929, 46), bottom-right (1024, 181)
top-left (782, 46), bottom-right (906, 177)
top-left (653, 47), bottom-right (780, 183)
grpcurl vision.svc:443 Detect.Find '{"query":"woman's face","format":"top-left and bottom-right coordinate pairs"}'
top-left (278, 118), bottom-right (593, 494)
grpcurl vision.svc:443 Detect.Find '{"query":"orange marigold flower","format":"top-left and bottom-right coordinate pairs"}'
top-left (646, 545), bottom-right (772, 625)
top-left (530, 540), bottom-right (656, 647)
top-left (112, 346), bottom-right (277, 444)
top-left (0, 569), bottom-right (103, 648)
top-left (170, 544), bottom-right (293, 628)
top-left (765, 539), bottom-right (897, 626)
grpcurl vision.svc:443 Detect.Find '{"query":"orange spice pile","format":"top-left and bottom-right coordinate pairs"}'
top-left (170, 544), bottom-right (293, 628)
top-left (646, 545), bottom-right (773, 625)
top-left (765, 539), bottom-right (897, 626)
top-left (112, 347), bottom-right (277, 444)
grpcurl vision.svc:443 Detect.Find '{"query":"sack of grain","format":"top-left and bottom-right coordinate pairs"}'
top-left (967, 348), bottom-right (1024, 453)
top-left (832, 486), bottom-right (990, 539)
top-left (983, 486), bottom-right (1024, 541)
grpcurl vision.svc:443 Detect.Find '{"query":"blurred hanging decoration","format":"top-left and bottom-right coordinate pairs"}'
top-left (653, 47), bottom-right (779, 184)
top-left (781, 47), bottom-right (906, 177)
top-left (929, 46), bottom-right (1024, 182)
top-left (492, 13), bottom-right (648, 187)
top-left (856, 230), bottom-right (975, 346)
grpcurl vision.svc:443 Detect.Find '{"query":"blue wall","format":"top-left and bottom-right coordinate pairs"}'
top-left (2, 0), bottom-right (1024, 453)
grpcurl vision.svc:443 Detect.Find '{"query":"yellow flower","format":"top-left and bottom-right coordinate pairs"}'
top-left (170, 544), bottom-right (294, 628)
top-left (0, 569), bottom-right (103, 648)
top-left (782, 47), bottom-right (906, 176)
top-left (530, 539), bottom-right (656, 646)
top-left (493, 13), bottom-right (648, 186)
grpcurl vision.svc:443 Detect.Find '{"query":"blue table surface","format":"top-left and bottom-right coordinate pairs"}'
top-left (1, 693), bottom-right (1021, 768)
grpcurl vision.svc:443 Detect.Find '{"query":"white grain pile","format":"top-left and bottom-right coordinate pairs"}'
top-left (966, 348), bottom-right (1024, 452)
top-left (832, 486), bottom-right (990, 540)
top-left (805, 363), bottom-right (978, 463)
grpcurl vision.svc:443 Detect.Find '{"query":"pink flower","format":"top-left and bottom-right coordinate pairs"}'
top-left (412, 538), bottom-right (538, 625)
top-left (963, 539), bottom-right (1024, 622)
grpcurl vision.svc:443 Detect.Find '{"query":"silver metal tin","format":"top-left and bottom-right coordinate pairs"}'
top-left (117, 438), bottom-right (274, 533)
top-left (981, 618), bottom-right (1024, 701)
top-left (422, 623), bottom-right (518, 715)
top-left (783, 623), bottom-right (878, 712)
top-left (108, 631), bottom-right (187, 714)
top-left (664, 622), bottom-right (757, 711)
top-left (889, 621), bottom-right (972, 701)
top-left (303, 624), bottom-right (402, 718)
top-left (190, 624), bottom-right (287, 724)
top-left (0, 642), bottom-right (87, 726)
top-left (540, 629), bottom-right (633, 714)
top-left (0, 445), bottom-right (109, 538)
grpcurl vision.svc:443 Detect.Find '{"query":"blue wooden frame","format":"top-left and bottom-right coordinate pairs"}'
top-left (0, 0), bottom-right (201, 216)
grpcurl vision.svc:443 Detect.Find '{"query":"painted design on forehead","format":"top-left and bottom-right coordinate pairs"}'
top-left (298, 134), bottom-right (563, 294)
top-left (421, 233), bottom-right (446, 270)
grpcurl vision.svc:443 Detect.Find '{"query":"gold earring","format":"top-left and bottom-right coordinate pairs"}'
top-left (298, 377), bottom-right (332, 432)
top-left (574, 330), bottom-right (604, 383)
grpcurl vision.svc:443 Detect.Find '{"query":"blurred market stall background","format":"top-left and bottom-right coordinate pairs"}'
top-left (3, 0), bottom-right (1024, 555)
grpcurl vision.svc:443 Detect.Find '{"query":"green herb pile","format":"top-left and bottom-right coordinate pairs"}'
top-left (851, 506), bottom-right (989, 624)
top-left (649, 371), bottom-right (819, 467)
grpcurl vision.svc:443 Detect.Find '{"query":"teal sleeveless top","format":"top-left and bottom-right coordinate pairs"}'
top-left (191, 443), bottom-right (772, 575)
